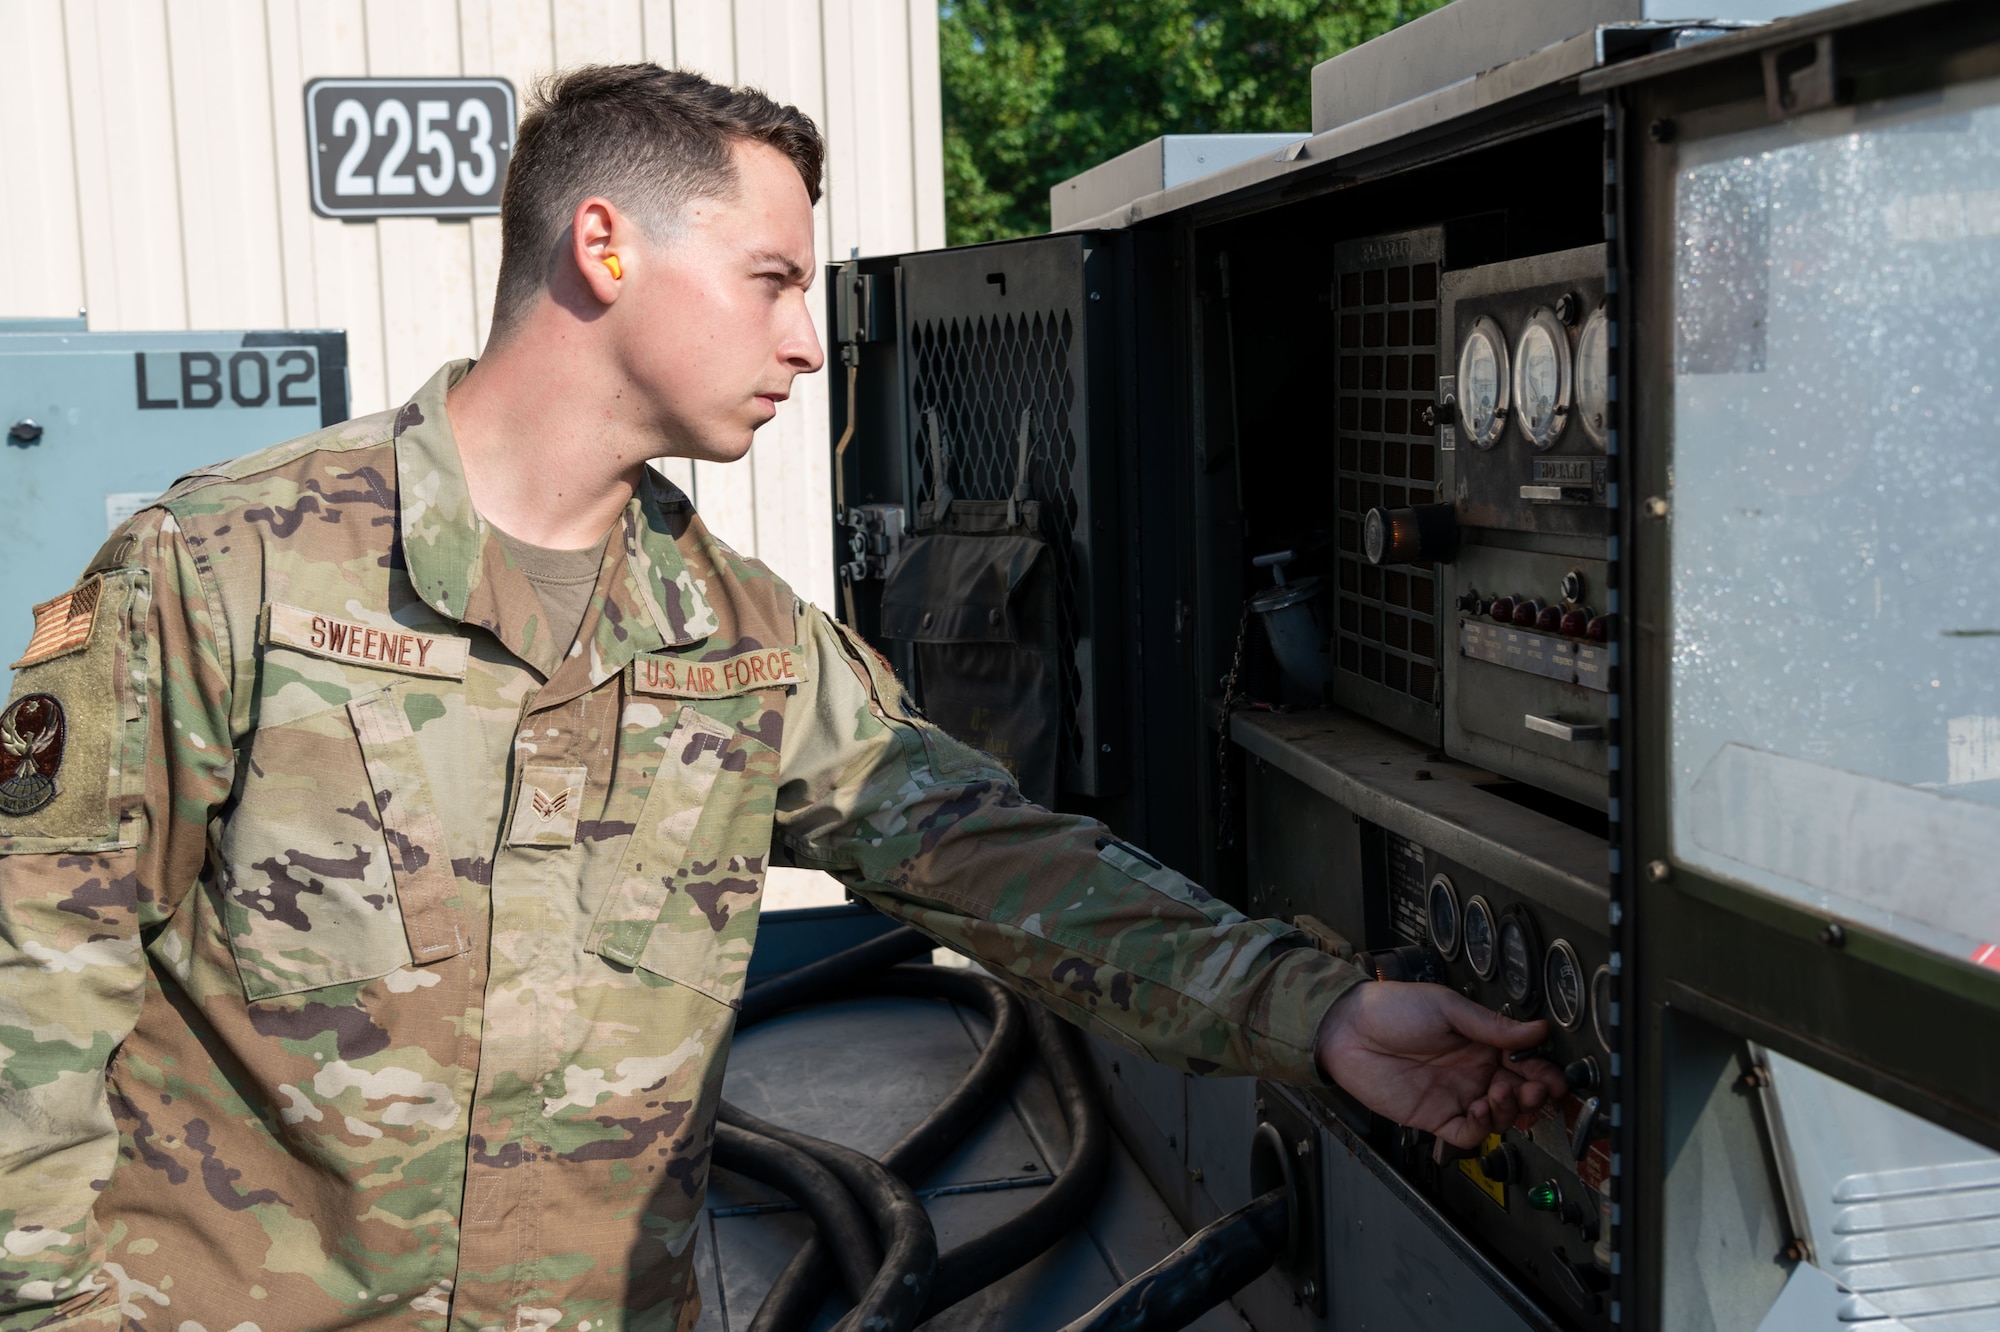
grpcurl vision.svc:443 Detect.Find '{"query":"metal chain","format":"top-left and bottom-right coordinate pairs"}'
top-left (1215, 603), bottom-right (1253, 848)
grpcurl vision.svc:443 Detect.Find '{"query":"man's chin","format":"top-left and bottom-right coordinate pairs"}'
top-left (656, 433), bottom-right (756, 467)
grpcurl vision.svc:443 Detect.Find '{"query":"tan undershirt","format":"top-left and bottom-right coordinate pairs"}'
top-left (492, 525), bottom-right (612, 658)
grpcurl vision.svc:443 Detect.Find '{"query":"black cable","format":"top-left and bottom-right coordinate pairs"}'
top-left (720, 1100), bottom-right (937, 1332)
top-left (711, 1120), bottom-right (880, 1304)
top-left (724, 935), bottom-right (1112, 1332)
top-left (744, 965), bottom-right (1028, 1332)
top-left (1053, 1187), bottom-right (1291, 1332)
top-left (919, 1002), bottom-right (1109, 1318)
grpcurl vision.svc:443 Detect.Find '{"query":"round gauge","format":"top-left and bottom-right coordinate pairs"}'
top-left (1497, 907), bottom-right (1541, 1016)
top-left (1544, 940), bottom-right (1585, 1031)
top-left (1512, 307), bottom-right (1573, 450)
top-left (1455, 316), bottom-right (1510, 449)
top-left (1575, 304), bottom-right (1611, 451)
top-left (1591, 964), bottom-right (1615, 1053)
top-left (1463, 896), bottom-right (1497, 980)
top-left (1426, 874), bottom-right (1461, 961)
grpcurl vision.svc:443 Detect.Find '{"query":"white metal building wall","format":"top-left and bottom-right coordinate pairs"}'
top-left (0, 0), bottom-right (946, 607)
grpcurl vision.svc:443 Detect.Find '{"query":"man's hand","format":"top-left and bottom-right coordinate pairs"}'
top-left (1314, 980), bottom-right (1568, 1150)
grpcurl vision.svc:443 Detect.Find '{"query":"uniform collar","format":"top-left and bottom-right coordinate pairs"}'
top-left (393, 361), bottom-right (718, 681)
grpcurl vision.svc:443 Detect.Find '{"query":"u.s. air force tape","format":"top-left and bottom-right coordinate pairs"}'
top-left (630, 645), bottom-right (810, 698)
top-left (261, 602), bottom-right (470, 680)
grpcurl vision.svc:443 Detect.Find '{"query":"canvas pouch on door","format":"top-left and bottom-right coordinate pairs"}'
top-left (880, 499), bottom-right (1061, 809)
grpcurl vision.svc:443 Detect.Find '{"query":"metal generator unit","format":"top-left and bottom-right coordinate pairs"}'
top-left (829, 0), bottom-right (2000, 1329)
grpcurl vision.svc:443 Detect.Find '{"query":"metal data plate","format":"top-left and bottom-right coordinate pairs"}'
top-left (0, 328), bottom-right (347, 672)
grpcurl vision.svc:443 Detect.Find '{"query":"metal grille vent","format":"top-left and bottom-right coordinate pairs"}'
top-left (909, 310), bottom-right (1084, 764)
top-left (1336, 234), bottom-right (1442, 711)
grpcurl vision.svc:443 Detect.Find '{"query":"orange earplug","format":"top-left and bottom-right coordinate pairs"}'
top-left (603, 255), bottom-right (622, 280)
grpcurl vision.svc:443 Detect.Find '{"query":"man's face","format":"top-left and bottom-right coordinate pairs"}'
top-left (618, 141), bottom-right (823, 463)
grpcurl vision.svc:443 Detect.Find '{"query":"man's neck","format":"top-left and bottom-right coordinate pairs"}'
top-left (445, 328), bottom-right (653, 551)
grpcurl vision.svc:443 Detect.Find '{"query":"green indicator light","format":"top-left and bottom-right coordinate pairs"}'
top-left (1527, 1181), bottom-right (1562, 1212)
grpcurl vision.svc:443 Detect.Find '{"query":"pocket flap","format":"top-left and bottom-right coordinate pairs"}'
top-left (348, 685), bottom-right (469, 965)
top-left (880, 533), bottom-right (1046, 643)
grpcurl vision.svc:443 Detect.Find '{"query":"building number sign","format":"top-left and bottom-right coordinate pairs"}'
top-left (305, 78), bottom-right (516, 219)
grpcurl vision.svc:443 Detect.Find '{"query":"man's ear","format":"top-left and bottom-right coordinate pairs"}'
top-left (571, 197), bottom-right (625, 307)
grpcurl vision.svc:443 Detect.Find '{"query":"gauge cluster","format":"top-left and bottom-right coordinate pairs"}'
top-left (1421, 867), bottom-right (1609, 1055)
top-left (1442, 245), bottom-right (1610, 537)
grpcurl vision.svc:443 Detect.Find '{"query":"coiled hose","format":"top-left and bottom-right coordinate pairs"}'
top-left (720, 925), bottom-right (1290, 1331)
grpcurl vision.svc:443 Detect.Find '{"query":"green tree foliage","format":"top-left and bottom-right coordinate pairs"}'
top-left (940, 1), bottom-right (1448, 244)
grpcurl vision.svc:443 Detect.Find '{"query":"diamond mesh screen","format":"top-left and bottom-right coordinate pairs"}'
top-left (909, 310), bottom-right (1084, 765)
top-left (1336, 235), bottom-right (1443, 710)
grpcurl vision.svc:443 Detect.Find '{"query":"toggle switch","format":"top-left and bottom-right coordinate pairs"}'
top-left (1570, 1096), bottom-right (1606, 1162)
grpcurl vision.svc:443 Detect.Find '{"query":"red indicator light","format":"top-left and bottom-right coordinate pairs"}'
top-left (1560, 608), bottom-right (1590, 637)
top-left (1586, 614), bottom-right (1612, 642)
top-left (1513, 599), bottom-right (1542, 628)
top-left (1489, 597), bottom-right (1515, 624)
top-left (1536, 604), bottom-right (1563, 632)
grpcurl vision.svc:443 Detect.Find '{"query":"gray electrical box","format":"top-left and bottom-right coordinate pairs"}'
top-left (0, 323), bottom-right (348, 672)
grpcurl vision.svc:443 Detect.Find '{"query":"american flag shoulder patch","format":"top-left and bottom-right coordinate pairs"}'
top-left (12, 577), bottom-right (103, 669)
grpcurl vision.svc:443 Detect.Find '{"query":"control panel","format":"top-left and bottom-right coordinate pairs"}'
top-left (1235, 708), bottom-right (1612, 1329)
top-left (1384, 839), bottom-right (1614, 1327)
top-left (1431, 247), bottom-right (1612, 809)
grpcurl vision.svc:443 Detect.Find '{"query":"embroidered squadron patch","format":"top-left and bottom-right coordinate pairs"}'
top-left (631, 645), bottom-right (811, 699)
top-left (0, 694), bottom-right (66, 816)
top-left (12, 579), bottom-right (101, 669)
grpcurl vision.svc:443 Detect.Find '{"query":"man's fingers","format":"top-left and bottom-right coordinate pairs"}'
top-left (1436, 1106), bottom-right (1491, 1151)
top-left (1514, 1057), bottom-right (1568, 1100)
top-left (1440, 991), bottom-right (1550, 1051)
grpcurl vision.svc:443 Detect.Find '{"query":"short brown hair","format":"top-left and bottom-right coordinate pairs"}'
top-left (489, 64), bottom-right (824, 341)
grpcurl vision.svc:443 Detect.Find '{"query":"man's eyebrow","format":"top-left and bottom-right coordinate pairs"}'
top-left (749, 250), bottom-right (810, 283)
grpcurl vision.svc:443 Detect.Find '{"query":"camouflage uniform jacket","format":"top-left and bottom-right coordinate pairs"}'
top-left (0, 361), bottom-right (1363, 1331)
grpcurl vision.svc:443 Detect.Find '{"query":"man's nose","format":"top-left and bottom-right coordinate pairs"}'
top-left (786, 294), bottom-right (825, 373)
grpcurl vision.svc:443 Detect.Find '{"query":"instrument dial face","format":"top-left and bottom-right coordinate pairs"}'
top-left (1545, 940), bottom-right (1585, 1030)
top-left (1427, 874), bottom-right (1461, 960)
top-left (1513, 307), bottom-right (1573, 450)
top-left (1592, 964), bottom-right (1615, 1053)
top-left (1464, 896), bottom-right (1497, 979)
top-left (1498, 907), bottom-right (1540, 1015)
top-left (1576, 305), bottom-right (1611, 451)
top-left (1457, 316), bottom-right (1510, 449)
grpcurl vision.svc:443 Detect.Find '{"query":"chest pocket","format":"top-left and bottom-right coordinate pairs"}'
top-left (218, 678), bottom-right (468, 1000)
top-left (588, 704), bottom-right (779, 1009)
